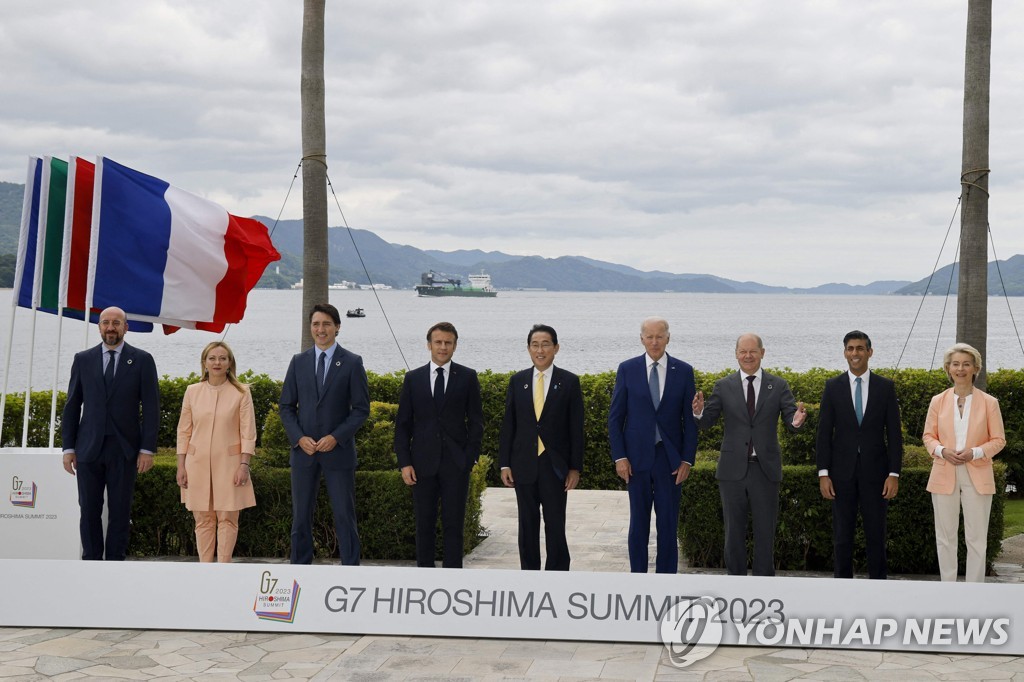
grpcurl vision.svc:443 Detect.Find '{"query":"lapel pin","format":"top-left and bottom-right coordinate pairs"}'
top-left (126, 359), bottom-right (133, 365)
top-left (524, 383), bottom-right (529, 389)
top-left (335, 360), bottom-right (341, 367)
top-left (766, 384), bottom-right (772, 390)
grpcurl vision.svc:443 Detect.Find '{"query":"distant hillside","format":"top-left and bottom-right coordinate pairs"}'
top-left (0, 183), bottom-right (1006, 293)
top-left (896, 255), bottom-right (1024, 296)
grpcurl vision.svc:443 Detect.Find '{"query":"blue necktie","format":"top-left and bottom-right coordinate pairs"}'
top-left (854, 377), bottom-right (863, 425)
top-left (316, 351), bottom-right (327, 397)
top-left (650, 361), bottom-right (661, 443)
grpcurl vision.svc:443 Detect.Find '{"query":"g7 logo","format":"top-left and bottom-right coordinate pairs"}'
top-left (260, 571), bottom-right (278, 595)
top-left (11, 477), bottom-right (23, 492)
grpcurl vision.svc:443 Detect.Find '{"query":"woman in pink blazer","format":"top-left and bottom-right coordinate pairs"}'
top-left (176, 342), bottom-right (257, 562)
top-left (922, 343), bottom-right (1005, 582)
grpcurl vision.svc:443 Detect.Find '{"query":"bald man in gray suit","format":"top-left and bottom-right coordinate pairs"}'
top-left (693, 333), bottom-right (805, 576)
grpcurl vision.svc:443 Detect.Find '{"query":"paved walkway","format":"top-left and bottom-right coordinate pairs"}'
top-left (1, 488), bottom-right (1022, 680)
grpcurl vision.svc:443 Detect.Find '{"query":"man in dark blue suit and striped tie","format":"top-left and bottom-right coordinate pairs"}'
top-left (608, 317), bottom-right (698, 573)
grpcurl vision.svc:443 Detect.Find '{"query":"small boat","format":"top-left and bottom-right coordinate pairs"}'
top-left (346, 308), bottom-right (366, 318)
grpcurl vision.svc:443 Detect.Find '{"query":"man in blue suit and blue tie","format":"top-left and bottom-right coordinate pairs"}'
top-left (62, 306), bottom-right (160, 561)
top-left (280, 303), bottom-right (370, 565)
top-left (609, 317), bottom-right (698, 573)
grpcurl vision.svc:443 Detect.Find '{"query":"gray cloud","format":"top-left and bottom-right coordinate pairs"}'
top-left (1, 0), bottom-right (1021, 286)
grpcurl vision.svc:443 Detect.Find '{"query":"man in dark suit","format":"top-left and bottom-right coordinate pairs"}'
top-left (608, 317), bottom-right (697, 573)
top-left (498, 324), bottom-right (585, 571)
top-left (693, 333), bottom-right (806, 576)
top-left (61, 306), bottom-right (160, 561)
top-left (816, 330), bottom-right (903, 579)
top-left (395, 321), bottom-right (484, 568)
top-left (280, 302), bottom-right (370, 565)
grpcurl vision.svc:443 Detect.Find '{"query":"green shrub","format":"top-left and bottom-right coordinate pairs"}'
top-left (129, 453), bottom-right (491, 561)
top-left (679, 462), bottom-right (1006, 575)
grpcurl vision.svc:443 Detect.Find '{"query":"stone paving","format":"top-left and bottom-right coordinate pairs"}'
top-left (1, 488), bottom-right (1022, 680)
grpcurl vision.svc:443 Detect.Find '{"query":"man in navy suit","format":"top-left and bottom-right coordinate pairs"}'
top-left (498, 324), bottom-right (585, 570)
top-left (395, 321), bottom-right (484, 568)
top-left (280, 303), bottom-right (370, 565)
top-left (62, 306), bottom-right (160, 561)
top-left (816, 330), bottom-right (903, 579)
top-left (608, 317), bottom-right (697, 573)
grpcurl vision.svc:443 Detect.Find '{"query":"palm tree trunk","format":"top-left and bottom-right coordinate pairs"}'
top-left (300, 0), bottom-right (328, 351)
top-left (957, 0), bottom-right (991, 387)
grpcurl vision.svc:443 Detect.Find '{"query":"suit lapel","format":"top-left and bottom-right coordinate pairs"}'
top-left (753, 371), bottom-right (770, 418)
top-left (837, 372), bottom-right (857, 422)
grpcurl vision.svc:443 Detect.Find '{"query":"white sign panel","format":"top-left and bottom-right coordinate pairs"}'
top-left (0, 560), bottom-right (1019, 655)
top-left (0, 448), bottom-right (79, 559)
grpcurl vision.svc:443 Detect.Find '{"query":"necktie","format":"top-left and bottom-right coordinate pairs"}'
top-left (316, 351), bottom-right (327, 397)
top-left (855, 377), bottom-right (863, 425)
top-left (534, 371), bottom-right (545, 455)
top-left (104, 350), bottom-right (116, 389)
top-left (650, 361), bottom-right (661, 443)
top-left (746, 375), bottom-right (756, 456)
top-left (434, 367), bottom-right (445, 412)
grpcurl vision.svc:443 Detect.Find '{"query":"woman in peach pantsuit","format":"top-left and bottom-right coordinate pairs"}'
top-left (922, 343), bottom-right (1005, 583)
top-left (176, 342), bottom-right (257, 562)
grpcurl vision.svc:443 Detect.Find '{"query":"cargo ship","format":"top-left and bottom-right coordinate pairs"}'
top-left (415, 270), bottom-right (498, 297)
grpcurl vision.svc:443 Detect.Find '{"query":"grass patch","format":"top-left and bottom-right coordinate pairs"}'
top-left (1004, 498), bottom-right (1024, 539)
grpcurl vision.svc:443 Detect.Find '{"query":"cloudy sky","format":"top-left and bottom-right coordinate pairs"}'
top-left (2, 1), bottom-right (1023, 287)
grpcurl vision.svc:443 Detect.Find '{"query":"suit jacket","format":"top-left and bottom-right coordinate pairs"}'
top-left (922, 387), bottom-right (1005, 495)
top-left (279, 345), bottom-right (370, 469)
top-left (498, 366), bottom-right (585, 484)
top-left (607, 353), bottom-right (697, 473)
top-left (61, 342), bottom-right (160, 462)
top-left (816, 371), bottom-right (903, 482)
top-left (177, 381), bottom-right (257, 511)
top-left (699, 370), bottom-right (800, 483)
top-left (394, 362), bottom-right (484, 476)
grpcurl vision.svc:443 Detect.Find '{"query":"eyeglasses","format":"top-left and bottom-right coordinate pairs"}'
top-left (529, 342), bottom-right (554, 350)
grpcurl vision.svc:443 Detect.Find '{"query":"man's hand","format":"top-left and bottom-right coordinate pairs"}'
top-left (137, 453), bottom-right (154, 474)
top-left (692, 391), bottom-right (705, 416)
top-left (673, 462), bottom-right (691, 485)
top-left (565, 469), bottom-right (580, 491)
top-left (62, 452), bottom-right (77, 476)
top-left (615, 458), bottom-right (632, 483)
top-left (315, 435), bottom-right (338, 452)
top-left (298, 436), bottom-right (317, 456)
top-left (401, 465), bottom-right (417, 486)
top-left (819, 475), bottom-right (835, 500)
top-left (501, 468), bottom-right (515, 487)
top-left (882, 475), bottom-right (899, 500)
top-left (176, 466), bottom-right (188, 488)
top-left (792, 402), bottom-right (807, 428)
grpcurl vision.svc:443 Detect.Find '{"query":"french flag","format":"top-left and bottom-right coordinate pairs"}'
top-left (90, 158), bottom-right (280, 330)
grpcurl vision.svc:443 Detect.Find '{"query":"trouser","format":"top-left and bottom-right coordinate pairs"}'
top-left (76, 436), bottom-right (137, 561)
top-left (718, 460), bottom-right (779, 576)
top-left (932, 465), bottom-right (993, 583)
top-left (193, 510), bottom-right (241, 563)
top-left (626, 444), bottom-right (682, 574)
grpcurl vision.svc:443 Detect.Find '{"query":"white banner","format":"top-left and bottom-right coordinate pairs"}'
top-left (0, 448), bottom-right (79, 559)
top-left (0, 560), bottom-right (1019, 655)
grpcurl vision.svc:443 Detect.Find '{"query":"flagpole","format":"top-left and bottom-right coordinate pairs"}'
top-left (0, 158), bottom-right (39, 445)
top-left (21, 157), bottom-right (55, 447)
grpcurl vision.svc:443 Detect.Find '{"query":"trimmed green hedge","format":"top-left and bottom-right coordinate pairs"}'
top-left (128, 453), bottom-right (492, 562)
top-left (8, 367), bottom-right (1022, 488)
top-left (679, 459), bottom-right (1007, 576)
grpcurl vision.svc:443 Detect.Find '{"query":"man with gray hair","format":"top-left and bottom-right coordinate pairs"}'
top-left (609, 317), bottom-right (697, 573)
top-left (693, 333), bottom-right (805, 576)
